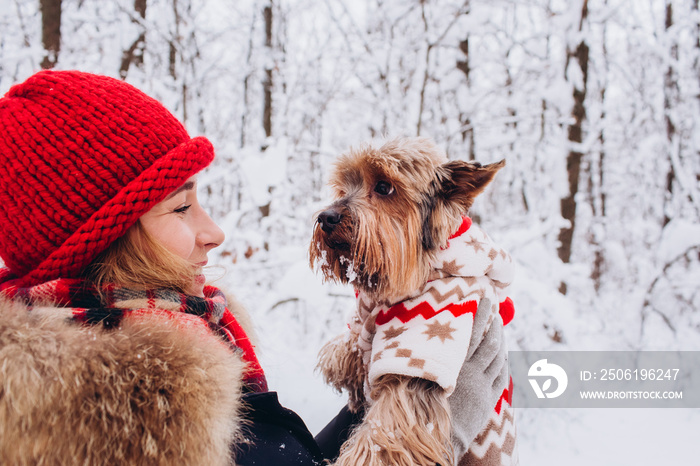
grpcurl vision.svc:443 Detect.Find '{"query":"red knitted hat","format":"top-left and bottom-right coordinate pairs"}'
top-left (0, 70), bottom-right (214, 287)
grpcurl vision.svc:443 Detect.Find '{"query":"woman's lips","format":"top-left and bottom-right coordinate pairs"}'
top-left (193, 261), bottom-right (207, 286)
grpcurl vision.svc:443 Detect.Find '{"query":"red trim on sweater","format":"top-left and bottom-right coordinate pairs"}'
top-left (449, 216), bottom-right (472, 240)
top-left (499, 297), bottom-right (515, 326)
top-left (376, 299), bottom-right (478, 326)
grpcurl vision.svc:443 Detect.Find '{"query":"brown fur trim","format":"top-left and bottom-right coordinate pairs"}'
top-left (0, 298), bottom-right (245, 465)
top-left (220, 287), bottom-right (259, 349)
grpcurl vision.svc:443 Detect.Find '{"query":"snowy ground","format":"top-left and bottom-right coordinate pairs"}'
top-left (513, 408), bottom-right (700, 465)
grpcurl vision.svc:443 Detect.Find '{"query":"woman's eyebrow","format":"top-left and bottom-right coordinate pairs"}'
top-left (164, 180), bottom-right (195, 200)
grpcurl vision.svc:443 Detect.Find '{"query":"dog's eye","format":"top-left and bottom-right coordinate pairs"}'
top-left (374, 181), bottom-right (394, 196)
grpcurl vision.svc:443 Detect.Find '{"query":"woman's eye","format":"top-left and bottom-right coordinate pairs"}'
top-left (374, 181), bottom-right (394, 196)
top-left (174, 204), bottom-right (191, 214)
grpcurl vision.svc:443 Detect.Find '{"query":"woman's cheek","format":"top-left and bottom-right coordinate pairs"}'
top-left (160, 226), bottom-right (197, 261)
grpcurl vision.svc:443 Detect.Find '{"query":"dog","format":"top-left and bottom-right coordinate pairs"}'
top-left (310, 137), bottom-right (518, 466)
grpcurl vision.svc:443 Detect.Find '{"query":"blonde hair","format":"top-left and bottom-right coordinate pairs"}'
top-left (84, 220), bottom-right (196, 294)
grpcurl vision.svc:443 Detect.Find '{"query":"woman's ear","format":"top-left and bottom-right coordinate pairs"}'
top-left (438, 159), bottom-right (505, 212)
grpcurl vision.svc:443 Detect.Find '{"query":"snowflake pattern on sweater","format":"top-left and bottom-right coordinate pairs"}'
top-left (349, 217), bottom-right (514, 398)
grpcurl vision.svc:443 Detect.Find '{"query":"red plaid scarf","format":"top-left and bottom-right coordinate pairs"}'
top-left (0, 270), bottom-right (267, 392)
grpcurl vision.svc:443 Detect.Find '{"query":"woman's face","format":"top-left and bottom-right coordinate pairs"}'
top-left (139, 176), bottom-right (225, 297)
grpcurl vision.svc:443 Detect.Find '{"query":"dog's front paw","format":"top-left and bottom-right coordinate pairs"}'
top-left (317, 332), bottom-right (367, 411)
top-left (332, 375), bottom-right (453, 466)
top-left (331, 419), bottom-right (385, 466)
top-left (332, 416), bottom-right (445, 466)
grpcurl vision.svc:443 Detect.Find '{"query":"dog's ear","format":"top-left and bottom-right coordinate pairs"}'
top-left (438, 159), bottom-right (505, 211)
top-left (421, 159), bottom-right (504, 252)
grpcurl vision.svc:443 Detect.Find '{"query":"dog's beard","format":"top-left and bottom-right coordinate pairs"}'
top-left (310, 214), bottom-right (372, 290)
top-left (310, 206), bottom-right (431, 300)
top-left (310, 210), bottom-right (356, 284)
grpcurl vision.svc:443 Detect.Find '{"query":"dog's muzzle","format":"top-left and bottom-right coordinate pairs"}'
top-left (318, 208), bottom-right (343, 233)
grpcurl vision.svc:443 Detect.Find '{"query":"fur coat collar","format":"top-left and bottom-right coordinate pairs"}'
top-left (0, 296), bottom-right (245, 465)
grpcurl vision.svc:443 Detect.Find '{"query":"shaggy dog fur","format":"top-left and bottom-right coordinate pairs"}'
top-left (310, 137), bottom-right (504, 466)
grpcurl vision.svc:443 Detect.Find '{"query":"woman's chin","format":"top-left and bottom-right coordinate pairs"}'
top-left (186, 273), bottom-right (206, 297)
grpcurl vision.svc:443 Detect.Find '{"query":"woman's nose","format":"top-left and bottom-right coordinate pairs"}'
top-left (198, 209), bottom-right (225, 250)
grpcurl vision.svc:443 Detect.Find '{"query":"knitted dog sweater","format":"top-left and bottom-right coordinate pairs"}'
top-left (349, 217), bottom-right (518, 464)
top-left (351, 217), bottom-right (513, 393)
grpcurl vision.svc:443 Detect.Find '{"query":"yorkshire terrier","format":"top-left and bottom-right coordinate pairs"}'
top-left (310, 137), bottom-right (518, 466)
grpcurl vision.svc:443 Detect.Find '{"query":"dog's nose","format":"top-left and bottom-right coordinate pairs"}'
top-left (318, 209), bottom-right (342, 233)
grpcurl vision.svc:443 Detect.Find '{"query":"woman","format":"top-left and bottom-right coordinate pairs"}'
top-left (0, 70), bottom-right (322, 465)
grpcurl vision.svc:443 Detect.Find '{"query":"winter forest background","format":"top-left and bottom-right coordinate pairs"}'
top-left (2, 0), bottom-right (700, 463)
